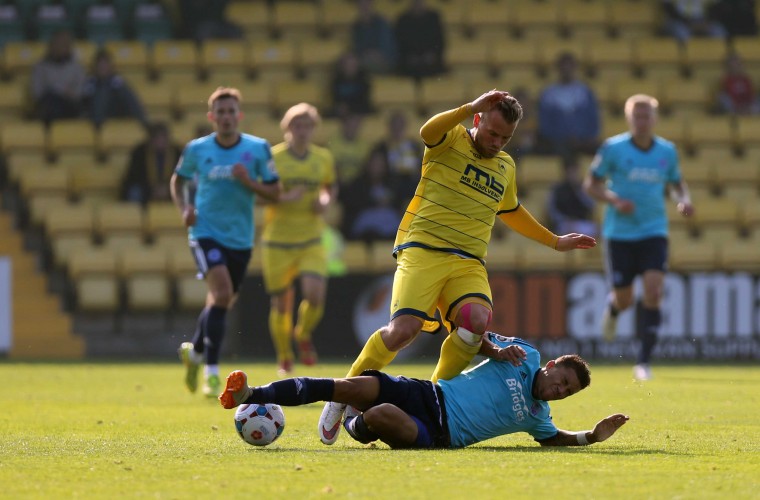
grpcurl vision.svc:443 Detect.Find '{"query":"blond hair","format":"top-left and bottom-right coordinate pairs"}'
top-left (207, 86), bottom-right (242, 111)
top-left (624, 94), bottom-right (659, 118)
top-left (280, 102), bottom-right (321, 133)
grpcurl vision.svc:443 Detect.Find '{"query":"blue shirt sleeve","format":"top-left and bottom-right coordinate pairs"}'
top-left (666, 144), bottom-right (682, 184)
top-left (589, 140), bottom-right (612, 179)
top-left (175, 141), bottom-right (197, 179)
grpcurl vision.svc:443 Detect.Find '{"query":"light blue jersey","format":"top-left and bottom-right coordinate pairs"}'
top-left (590, 132), bottom-right (681, 241)
top-left (175, 133), bottom-right (279, 250)
top-left (439, 334), bottom-right (558, 447)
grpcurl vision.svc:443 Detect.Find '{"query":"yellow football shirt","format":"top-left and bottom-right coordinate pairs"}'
top-left (393, 124), bottom-right (518, 260)
top-left (263, 143), bottom-right (336, 245)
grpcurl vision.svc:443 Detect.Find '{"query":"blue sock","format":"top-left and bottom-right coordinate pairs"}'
top-left (246, 377), bottom-right (335, 406)
top-left (204, 306), bottom-right (227, 365)
top-left (637, 306), bottom-right (661, 364)
top-left (191, 307), bottom-right (209, 354)
top-left (344, 415), bottom-right (379, 444)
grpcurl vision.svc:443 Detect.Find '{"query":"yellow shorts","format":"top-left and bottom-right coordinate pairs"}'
top-left (391, 247), bottom-right (492, 334)
top-left (261, 242), bottom-right (327, 294)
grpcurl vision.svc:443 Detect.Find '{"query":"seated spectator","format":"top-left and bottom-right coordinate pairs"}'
top-left (83, 49), bottom-right (148, 128)
top-left (121, 122), bottom-right (182, 206)
top-left (536, 52), bottom-right (600, 159)
top-left (395, 0), bottom-right (445, 79)
top-left (661, 0), bottom-right (727, 43)
top-left (371, 111), bottom-right (423, 206)
top-left (329, 52), bottom-right (373, 117)
top-left (31, 30), bottom-right (86, 124)
top-left (340, 149), bottom-right (401, 241)
top-left (328, 113), bottom-right (373, 190)
top-left (352, 0), bottom-right (397, 74)
top-left (547, 157), bottom-right (598, 238)
top-left (716, 52), bottom-right (760, 115)
top-left (710, 0), bottom-right (758, 37)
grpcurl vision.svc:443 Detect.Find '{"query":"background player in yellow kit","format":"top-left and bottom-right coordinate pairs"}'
top-left (262, 103), bottom-right (337, 375)
top-left (318, 90), bottom-right (597, 444)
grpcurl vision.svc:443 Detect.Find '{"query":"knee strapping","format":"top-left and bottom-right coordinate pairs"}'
top-left (458, 303), bottom-right (492, 333)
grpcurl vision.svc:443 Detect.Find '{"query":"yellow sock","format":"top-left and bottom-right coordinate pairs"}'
top-left (294, 300), bottom-right (324, 342)
top-left (431, 330), bottom-right (481, 383)
top-left (347, 330), bottom-right (397, 377)
top-left (269, 310), bottom-right (293, 364)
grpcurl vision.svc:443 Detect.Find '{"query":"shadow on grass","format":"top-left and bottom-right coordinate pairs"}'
top-left (243, 445), bottom-right (688, 456)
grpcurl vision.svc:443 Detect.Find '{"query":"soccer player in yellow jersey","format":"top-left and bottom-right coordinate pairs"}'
top-left (262, 103), bottom-right (337, 375)
top-left (318, 90), bottom-right (598, 444)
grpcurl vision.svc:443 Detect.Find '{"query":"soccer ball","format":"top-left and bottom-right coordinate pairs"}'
top-left (233, 403), bottom-right (286, 446)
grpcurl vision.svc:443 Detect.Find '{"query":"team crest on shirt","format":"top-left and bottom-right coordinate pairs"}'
top-left (241, 151), bottom-right (252, 162)
top-left (207, 248), bottom-right (222, 264)
top-left (530, 402), bottom-right (541, 416)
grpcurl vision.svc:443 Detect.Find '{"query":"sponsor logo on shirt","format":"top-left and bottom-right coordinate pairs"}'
top-left (506, 378), bottom-right (528, 422)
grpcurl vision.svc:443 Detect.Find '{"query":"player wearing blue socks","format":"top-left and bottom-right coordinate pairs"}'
top-left (584, 94), bottom-right (694, 381)
top-left (171, 87), bottom-right (281, 396)
top-left (221, 333), bottom-right (629, 449)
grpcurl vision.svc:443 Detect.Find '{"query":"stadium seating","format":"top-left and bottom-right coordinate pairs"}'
top-left (67, 246), bottom-right (120, 312)
top-left (48, 119), bottom-right (97, 156)
top-left (120, 245), bottom-right (171, 311)
top-left (95, 201), bottom-right (145, 247)
top-left (99, 119), bottom-right (147, 157)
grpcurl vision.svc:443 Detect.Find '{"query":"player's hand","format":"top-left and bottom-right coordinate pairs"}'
top-left (182, 205), bottom-right (196, 227)
top-left (591, 413), bottom-right (629, 443)
top-left (613, 198), bottom-right (635, 214)
top-left (495, 345), bottom-right (527, 366)
top-left (232, 163), bottom-right (250, 182)
top-left (470, 90), bottom-right (511, 114)
top-left (555, 233), bottom-right (597, 251)
top-left (677, 201), bottom-right (694, 217)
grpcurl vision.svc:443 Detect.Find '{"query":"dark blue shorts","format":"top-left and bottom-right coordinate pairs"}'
top-left (604, 237), bottom-right (668, 288)
top-left (190, 238), bottom-right (252, 293)
top-left (362, 370), bottom-right (450, 448)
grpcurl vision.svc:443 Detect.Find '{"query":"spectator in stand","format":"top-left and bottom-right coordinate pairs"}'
top-left (536, 52), bottom-right (600, 159)
top-left (660, 0), bottom-right (727, 43)
top-left (351, 0), bottom-right (397, 74)
top-left (395, 0), bottom-right (445, 79)
top-left (547, 157), bottom-right (599, 238)
top-left (340, 149), bottom-right (402, 241)
top-left (83, 49), bottom-right (148, 128)
top-left (31, 30), bottom-right (86, 125)
top-left (710, 0), bottom-right (758, 37)
top-left (176, 0), bottom-right (242, 41)
top-left (121, 122), bottom-right (182, 205)
top-left (371, 111), bottom-right (423, 206)
top-left (329, 52), bottom-right (373, 117)
top-left (328, 113), bottom-right (373, 190)
top-left (716, 52), bottom-right (760, 115)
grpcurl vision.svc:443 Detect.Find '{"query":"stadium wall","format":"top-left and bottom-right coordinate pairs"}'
top-left (230, 271), bottom-right (760, 362)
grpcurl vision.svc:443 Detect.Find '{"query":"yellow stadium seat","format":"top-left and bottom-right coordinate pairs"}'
top-left (655, 116), bottom-right (688, 147)
top-left (669, 239), bottom-right (718, 271)
top-left (120, 246), bottom-right (170, 311)
top-left (633, 38), bottom-right (684, 78)
top-left (104, 40), bottom-right (149, 78)
top-left (226, 1), bottom-right (271, 37)
top-left (5, 150), bottom-right (47, 184)
top-left (2, 41), bottom-right (46, 77)
top-left (176, 82), bottom-right (221, 119)
top-left (561, 1), bottom-right (610, 39)
top-left (465, 0), bottom-right (511, 36)
top-left (513, 1), bottom-right (561, 38)
top-left (0, 80), bottom-right (27, 119)
top-left (371, 76), bottom-right (418, 109)
top-left (609, 1), bottom-right (658, 38)
top-left (419, 76), bottom-right (470, 115)
top-left (661, 78), bottom-right (712, 116)
top-left (175, 274), bottom-right (207, 310)
top-left (736, 116), bottom-right (760, 150)
top-left (237, 80), bottom-right (274, 115)
top-left (687, 116), bottom-right (736, 152)
top-left (517, 155), bottom-right (564, 191)
top-left (44, 203), bottom-right (94, 240)
top-left (69, 165), bottom-right (121, 203)
top-left (732, 36), bottom-right (760, 64)
top-left (271, 0), bottom-right (321, 38)
top-left (249, 39), bottom-right (298, 81)
top-left (51, 233), bottom-right (93, 269)
top-left (683, 38), bottom-right (729, 70)
top-left (689, 198), bottom-right (740, 229)
top-left (98, 119), bottom-right (146, 157)
top-left (48, 120), bottom-right (97, 156)
top-left (491, 37), bottom-right (542, 77)
top-left (0, 121), bottom-right (47, 154)
top-left (319, 0), bottom-right (355, 35)
top-left (538, 37), bottom-right (587, 74)
top-left (586, 38), bottom-right (633, 80)
top-left (27, 192), bottom-right (69, 227)
top-left (133, 81), bottom-right (174, 121)
top-left (611, 78), bottom-right (661, 112)
top-left (18, 165), bottom-right (69, 199)
top-left (721, 184), bottom-right (759, 204)
top-left (272, 80), bottom-right (328, 116)
top-left (146, 201), bottom-right (184, 242)
top-left (297, 38), bottom-right (346, 79)
top-left (719, 240), bottom-right (760, 272)
top-left (96, 201), bottom-right (145, 246)
top-left (73, 40), bottom-right (97, 69)
top-left (713, 160), bottom-right (760, 190)
top-left (741, 201), bottom-right (760, 234)
top-left (68, 247), bottom-right (120, 312)
top-left (151, 40), bottom-right (200, 82)
top-left (199, 39), bottom-right (248, 79)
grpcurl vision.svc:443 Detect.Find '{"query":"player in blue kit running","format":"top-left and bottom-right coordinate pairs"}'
top-left (583, 94), bottom-right (694, 381)
top-left (218, 333), bottom-right (629, 448)
top-left (171, 87), bottom-right (281, 397)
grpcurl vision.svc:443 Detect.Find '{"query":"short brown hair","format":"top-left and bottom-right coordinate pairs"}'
top-left (496, 95), bottom-right (523, 124)
top-left (208, 86), bottom-right (242, 111)
top-left (555, 354), bottom-right (591, 389)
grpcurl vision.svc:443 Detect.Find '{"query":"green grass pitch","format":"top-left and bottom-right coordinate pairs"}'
top-left (2, 361), bottom-right (759, 498)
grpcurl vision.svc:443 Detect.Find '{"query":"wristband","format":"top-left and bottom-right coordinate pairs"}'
top-left (576, 431), bottom-right (590, 445)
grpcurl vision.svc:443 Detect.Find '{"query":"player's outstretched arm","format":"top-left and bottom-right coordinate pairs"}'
top-left (555, 233), bottom-right (597, 251)
top-left (538, 413), bottom-right (629, 447)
